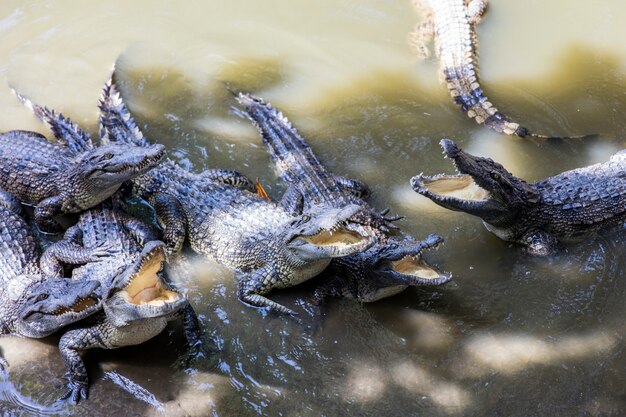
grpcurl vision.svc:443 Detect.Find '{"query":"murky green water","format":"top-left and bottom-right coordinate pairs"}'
top-left (1, 0), bottom-right (626, 415)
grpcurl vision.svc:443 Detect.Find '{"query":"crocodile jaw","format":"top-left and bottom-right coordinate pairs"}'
top-left (384, 236), bottom-right (452, 285)
top-left (118, 246), bottom-right (180, 307)
top-left (291, 223), bottom-right (374, 259)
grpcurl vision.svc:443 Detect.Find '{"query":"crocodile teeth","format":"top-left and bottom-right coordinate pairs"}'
top-left (53, 296), bottom-right (99, 315)
top-left (121, 246), bottom-right (181, 306)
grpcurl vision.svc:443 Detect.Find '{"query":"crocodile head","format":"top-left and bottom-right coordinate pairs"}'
top-left (17, 278), bottom-right (102, 338)
top-left (103, 241), bottom-right (186, 327)
top-left (284, 204), bottom-right (376, 261)
top-left (411, 139), bottom-right (540, 226)
top-left (364, 234), bottom-right (451, 287)
top-left (75, 142), bottom-right (165, 191)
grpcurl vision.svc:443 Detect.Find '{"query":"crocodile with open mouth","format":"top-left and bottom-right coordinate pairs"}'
top-left (0, 189), bottom-right (102, 362)
top-left (409, 0), bottom-right (563, 138)
top-left (235, 93), bottom-right (451, 303)
top-left (411, 139), bottom-right (626, 255)
top-left (97, 77), bottom-right (374, 316)
top-left (313, 234), bottom-right (450, 303)
top-left (2, 90), bottom-right (165, 233)
top-left (42, 205), bottom-right (201, 404)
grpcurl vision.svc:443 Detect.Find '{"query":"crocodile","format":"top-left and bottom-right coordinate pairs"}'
top-left (0, 189), bottom-right (102, 360)
top-left (235, 93), bottom-right (452, 302)
top-left (97, 78), bottom-right (374, 316)
top-left (409, 0), bottom-right (556, 138)
top-left (411, 139), bottom-right (626, 255)
top-left (313, 234), bottom-right (451, 303)
top-left (42, 205), bottom-right (201, 403)
top-left (2, 90), bottom-right (165, 233)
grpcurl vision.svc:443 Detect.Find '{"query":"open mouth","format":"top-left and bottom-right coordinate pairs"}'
top-left (302, 227), bottom-right (369, 247)
top-left (119, 247), bottom-right (180, 306)
top-left (385, 236), bottom-right (451, 284)
top-left (52, 296), bottom-right (99, 316)
top-left (417, 174), bottom-right (491, 202)
top-left (391, 256), bottom-right (444, 280)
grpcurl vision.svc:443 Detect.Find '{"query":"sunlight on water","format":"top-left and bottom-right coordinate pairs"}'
top-left (0, 0), bottom-right (625, 415)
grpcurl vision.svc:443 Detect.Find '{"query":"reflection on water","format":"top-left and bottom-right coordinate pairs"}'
top-left (0, 0), bottom-right (626, 415)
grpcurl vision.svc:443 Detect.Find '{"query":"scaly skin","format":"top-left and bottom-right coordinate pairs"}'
top-left (97, 78), bottom-right (373, 316)
top-left (313, 235), bottom-right (451, 303)
top-left (5, 90), bottom-right (165, 233)
top-left (410, 0), bottom-right (553, 137)
top-left (236, 93), bottom-right (452, 303)
top-left (0, 189), bottom-right (102, 360)
top-left (412, 139), bottom-right (626, 255)
top-left (235, 93), bottom-right (397, 238)
top-left (42, 205), bottom-right (201, 404)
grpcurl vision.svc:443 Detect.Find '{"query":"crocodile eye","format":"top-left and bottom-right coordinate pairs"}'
top-left (301, 215), bottom-right (310, 223)
top-left (490, 172), bottom-right (500, 180)
top-left (37, 293), bottom-right (49, 301)
top-left (103, 153), bottom-right (114, 160)
top-left (390, 243), bottom-right (398, 249)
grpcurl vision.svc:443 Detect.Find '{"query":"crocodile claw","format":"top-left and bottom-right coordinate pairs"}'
top-left (59, 378), bottom-right (88, 404)
top-left (90, 243), bottom-right (114, 259)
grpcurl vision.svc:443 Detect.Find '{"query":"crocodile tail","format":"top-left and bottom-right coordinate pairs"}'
top-left (11, 88), bottom-right (93, 153)
top-left (445, 72), bottom-right (591, 139)
top-left (235, 93), bottom-right (320, 185)
top-left (98, 75), bottom-right (151, 147)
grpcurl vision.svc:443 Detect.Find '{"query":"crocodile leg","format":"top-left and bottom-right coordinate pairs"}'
top-left (40, 240), bottom-right (111, 279)
top-left (34, 195), bottom-right (64, 234)
top-left (153, 193), bottom-right (187, 253)
top-left (334, 176), bottom-right (371, 199)
top-left (466, 0), bottom-right (489, 24)
top-left (58, 326), bottom-right (95, 404)
top-left (521, 229), bottom-right (559, 256)
top-left (237, 266), bottom-right (297, 316)
top-left (198, 169), bottom-right (255, 192)
top-left (408, 17), bottom-right (434, 59)
top-left (311, 276), bottom-right (354, 305)
top-left (118, 212), bottom-right (159, 247)
top-left (63, 225), bottom-right (84, 244)
top-left (279, 186), bottom-right (304, 216)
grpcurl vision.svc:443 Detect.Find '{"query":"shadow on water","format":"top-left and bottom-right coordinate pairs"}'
top-left (1, 42), bottom-right (626, 416)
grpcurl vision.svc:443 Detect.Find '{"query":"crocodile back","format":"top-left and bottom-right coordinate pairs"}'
top-left (0, 131), bottom-right (71, 202)
top-left (77, 207), bottom-right (140, 254)
top-left (137, 162), bottom-right (291, 271)
top-left (0, 203), bottom-right (40, 289)
top-left (71, 207), bottom-right (143, 284)
top-left (534, 157), bottom-right (626, 231)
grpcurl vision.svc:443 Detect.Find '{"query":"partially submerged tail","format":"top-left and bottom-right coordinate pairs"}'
top-left (11, 88), bottom-right (93, 152)
top-left (98, 76), bottom-right (151, 147)
top-left (235, 92), bottom-right (336, 194)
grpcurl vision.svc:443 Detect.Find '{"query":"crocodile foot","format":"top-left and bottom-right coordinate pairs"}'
top-left (59, 374), bottom-right (88, 404)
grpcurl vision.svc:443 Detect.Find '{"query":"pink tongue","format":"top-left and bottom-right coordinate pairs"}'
top-left (131, 285), bottom-right (159, 303)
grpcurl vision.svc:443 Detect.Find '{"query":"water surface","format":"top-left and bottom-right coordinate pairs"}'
top-left (0, 0), bottom-right (625, 416)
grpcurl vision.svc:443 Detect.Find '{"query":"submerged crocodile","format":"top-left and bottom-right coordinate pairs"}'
top-left (2, 91), bottom-right (165, 232)
top-left (97, 78), bottom-right (374, 315)
top-left (0, 189), bottom-right (101, 360)
top-left (235, 93), bottom-right (451, 302)
top-left (42, 205), bottom-right (200, 403)
top-left (409, 0), bottom-right (554, 137)
top-left (411, 139), bottom-right (626, 255)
